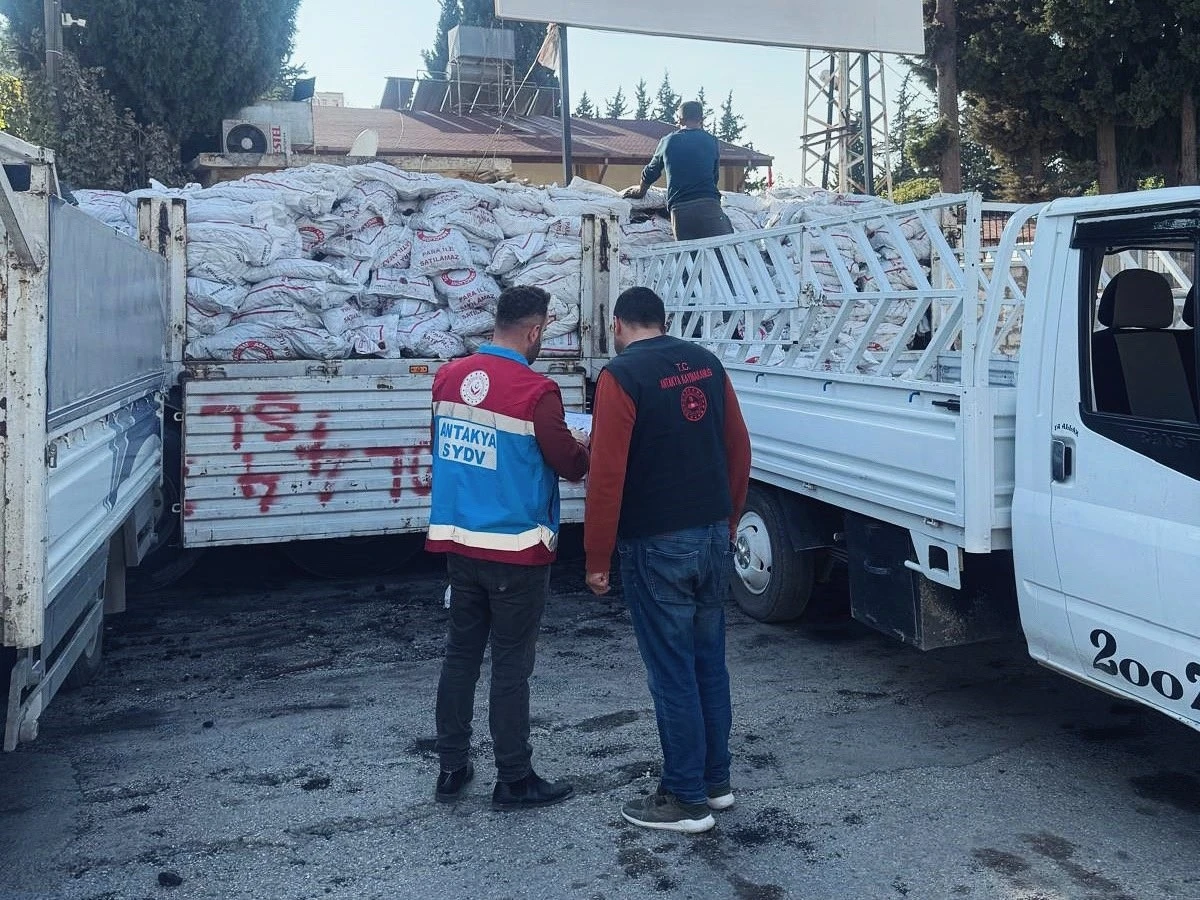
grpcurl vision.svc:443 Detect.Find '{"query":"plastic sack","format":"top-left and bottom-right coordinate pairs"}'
top-left (411, 228), bottom-right (474, 276)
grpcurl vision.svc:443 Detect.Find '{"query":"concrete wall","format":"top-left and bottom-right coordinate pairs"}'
top-left (513, 162), bottom-right (748, 191)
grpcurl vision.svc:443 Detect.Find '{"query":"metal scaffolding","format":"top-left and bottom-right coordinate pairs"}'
top-left (800, 51), bottom-right (893, 197)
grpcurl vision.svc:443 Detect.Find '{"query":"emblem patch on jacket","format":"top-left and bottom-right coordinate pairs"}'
top-left (460, 370), bottom-right (490, 406)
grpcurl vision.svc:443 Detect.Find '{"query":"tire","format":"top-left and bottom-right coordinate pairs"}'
top-left (731, 484), bottom-right (814, 623)
top-left (62, 615), bottom-right (104, 692)
top-left (282, 535), bottom-right (421, 579)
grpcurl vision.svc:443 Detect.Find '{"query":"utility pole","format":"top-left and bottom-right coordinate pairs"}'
top-left (559, 25), bottom-right (573, 186)
top-left (42, 0), bottom-right (63, 128)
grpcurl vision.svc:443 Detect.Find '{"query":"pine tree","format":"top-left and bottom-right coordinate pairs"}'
top-left (605, 86), bottom-right (628, 119)
top-left (574, 91), bottom-right (596, 118)
top-left (422, 0), bottom-right (461, 76)
top-left (2, 0), bottom-right (300, 159)
top-left (421, 0), bottom-right (551, 84)
top-left (696, 86), bottom-right (708, 122)
top-left (654, 71), bottom-right (680, 123)
top-left (633, 79), bottom-right (651, 119)
top-left (717, 91), bottom-right (745, 144)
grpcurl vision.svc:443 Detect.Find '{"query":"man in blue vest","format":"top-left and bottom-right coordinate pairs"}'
top-left (427, 285), bottom-right (589, 809)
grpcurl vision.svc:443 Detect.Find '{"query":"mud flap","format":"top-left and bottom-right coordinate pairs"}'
top-left (845, 513), bottom-right (1018, 650)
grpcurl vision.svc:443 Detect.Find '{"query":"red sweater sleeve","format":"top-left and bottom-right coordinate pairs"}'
top-left (723, 375), bottom-right (752, 537)
top-left (584, 371), bottom-right (636, 573)
top-left (533, 390), bottom-right (590, 482)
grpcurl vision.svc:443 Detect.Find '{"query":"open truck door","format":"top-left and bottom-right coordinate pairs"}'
top-left (1021, 196), bottom-right (1200, 728)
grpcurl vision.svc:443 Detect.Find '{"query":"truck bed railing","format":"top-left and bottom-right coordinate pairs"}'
top-left (625, 195), bottom-right (1047, 388)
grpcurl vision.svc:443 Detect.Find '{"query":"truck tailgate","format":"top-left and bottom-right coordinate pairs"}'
top-left (182, 361), bottom-right (585, 547)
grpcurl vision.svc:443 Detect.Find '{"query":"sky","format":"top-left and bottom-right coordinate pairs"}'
top-left (291, 0), bottom-right (919, 184)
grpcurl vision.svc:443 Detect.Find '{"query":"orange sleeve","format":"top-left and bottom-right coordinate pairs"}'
top-left (723, 375), bottom-right (752, 538)
top-left (584, 370), bottom-right (636, 574)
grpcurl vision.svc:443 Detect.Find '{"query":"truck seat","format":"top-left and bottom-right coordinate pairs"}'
top-left (1092, 269), bottom-right (1197, 423)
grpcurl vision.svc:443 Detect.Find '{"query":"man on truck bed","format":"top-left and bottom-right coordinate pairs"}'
top-left (426, 285), bottom-right (590, 810)
top-left (584, 286), bottom-right (752, 833)
top-left (622, 100), bottom-right (736, 241)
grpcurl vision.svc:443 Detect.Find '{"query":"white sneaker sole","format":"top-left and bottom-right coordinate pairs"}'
top-left (621, 810), bottom-right (716, 833)
top-left (707, 793), bottom-right (735, 811)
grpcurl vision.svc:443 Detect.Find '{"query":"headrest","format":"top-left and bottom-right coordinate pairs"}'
top-left (1185, 285), bottom-right (1195, 328)
top-left (1097, 269), bottom-right (1175, 329)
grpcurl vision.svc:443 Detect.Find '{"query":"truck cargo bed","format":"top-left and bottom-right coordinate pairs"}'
top-left (181, 359), bottom-right (586, 547)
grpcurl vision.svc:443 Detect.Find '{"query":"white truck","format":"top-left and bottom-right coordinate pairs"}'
top-left (0, 135), bottom-right (173, 749)
top-left (135, 209), bottom-right (619, 583)
top-left (626, 191), bottom-right (1200, 731)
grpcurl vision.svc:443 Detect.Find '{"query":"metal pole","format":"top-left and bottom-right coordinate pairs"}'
top-left (860, 53), bottom-right (875, 195)
top-left (559, 24), bottom-right (574, 186)
top-left (43, 0), bottom-right (62, 128)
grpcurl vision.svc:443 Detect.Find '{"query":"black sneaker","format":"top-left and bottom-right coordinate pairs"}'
top-left (491, 771), bottom-right (574, 811)
top-left (707, 783), bottom-right (735, 811)
top-left (622, 791), bottom-right (716, 833)
top-left (435, 762), bottom-right (475, 803)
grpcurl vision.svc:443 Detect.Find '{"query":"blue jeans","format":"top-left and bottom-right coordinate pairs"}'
top-left (618, 521), bottom-right (733, 805)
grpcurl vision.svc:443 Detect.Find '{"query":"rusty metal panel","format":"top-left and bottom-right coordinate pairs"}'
top-left (182, 364), bottom-right (586, 547)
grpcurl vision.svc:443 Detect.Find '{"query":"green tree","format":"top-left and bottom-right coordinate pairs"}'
top-left (654, 71), bottom-right (680, 123)
top-left (633, 79), bottom-right (651, 119)
top-left (716, 91), bottom-right (745, 144)
top-left (1, 0), bottom-right (300, 159)
top-left (604, 86), bottom-right (628, 118)
top-left (574, 91), bottom-right (595, 118)
top-left (13, 52), bottom-right (183, 189)
top-left (696, 86), bottom-right (708, 121)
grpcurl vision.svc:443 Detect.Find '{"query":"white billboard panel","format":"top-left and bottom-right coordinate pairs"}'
top-left (493, 0), bottom-right (925, 55)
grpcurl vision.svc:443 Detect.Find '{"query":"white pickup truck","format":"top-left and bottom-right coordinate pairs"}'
top-left (1, 136), bottom-right (170, 749)
top-left (626, 191), bottom-right (1200, 731)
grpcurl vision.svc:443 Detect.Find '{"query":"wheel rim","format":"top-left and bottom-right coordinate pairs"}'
top-left (735, 511), bottom-right (772, 595)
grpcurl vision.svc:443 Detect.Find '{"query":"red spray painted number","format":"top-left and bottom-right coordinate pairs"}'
top-left (364, 443), bottom-right (432, 501)
top-left (237, 453), bottom-right (282, 513)
top-left (198, 393), bottom-right (300, 451)
top-left (197, 394), bottom-right (431, 511)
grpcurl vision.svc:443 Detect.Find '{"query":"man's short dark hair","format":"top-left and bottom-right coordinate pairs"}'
top-left (495, 285), bottom-right (550, 329)
top-left (614, 287), bottom-right (666, 328)
top-left (679, 100), bottom-right (704, 123)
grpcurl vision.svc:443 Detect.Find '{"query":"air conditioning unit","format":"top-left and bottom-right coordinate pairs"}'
top-left (221, 121), bottom-right (290, 155)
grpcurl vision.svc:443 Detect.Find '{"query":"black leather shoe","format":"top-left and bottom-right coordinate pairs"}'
top-left (435, 762), bottom-right (475, 803)
top-left (491, 771), bottom-right (574, 810)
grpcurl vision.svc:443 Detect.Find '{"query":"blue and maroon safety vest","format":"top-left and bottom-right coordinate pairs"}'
top-left (426, 345), bottom-right (561, 566)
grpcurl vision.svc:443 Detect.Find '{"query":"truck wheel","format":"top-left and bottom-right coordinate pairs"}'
top-left (731, 485), bottom-right (814, 623)
top-left (62, 615), bottom-right (104, 691)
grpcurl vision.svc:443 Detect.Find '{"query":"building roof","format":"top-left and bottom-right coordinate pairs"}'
top-left (310, 106), bottom-right (773, 167)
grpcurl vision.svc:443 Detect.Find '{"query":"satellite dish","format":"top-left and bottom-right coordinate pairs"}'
top-left (348, 129), bottom-right (379, 158)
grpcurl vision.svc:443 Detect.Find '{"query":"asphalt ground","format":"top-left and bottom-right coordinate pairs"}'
top-left (2, 530), bottom-right (1197, 900)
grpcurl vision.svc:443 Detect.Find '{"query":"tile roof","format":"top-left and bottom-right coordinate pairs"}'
top-left (311, 106), bottom-right (773, 166)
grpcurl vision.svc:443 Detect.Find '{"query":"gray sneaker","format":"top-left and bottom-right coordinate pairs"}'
top-left (706, 783), bottom-right (735, 811)
top-left (622, 791), bottom-right (716, 833)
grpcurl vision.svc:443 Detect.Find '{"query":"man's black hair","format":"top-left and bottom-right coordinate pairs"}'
top-left (679, 100), bottom-right (704, 123)
top-left (495, 285), bottom-right (550, 329)
top-left (614, 286), bottom-right (666, 328)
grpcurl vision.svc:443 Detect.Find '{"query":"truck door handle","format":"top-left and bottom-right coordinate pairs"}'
top-left (1051, 439), bottom-right (1073, 482)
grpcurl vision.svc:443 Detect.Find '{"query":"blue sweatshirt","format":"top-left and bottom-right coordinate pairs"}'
top-left (641, 128), bottom-right (722, 210)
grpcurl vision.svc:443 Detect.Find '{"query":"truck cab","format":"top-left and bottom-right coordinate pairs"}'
top-left (1014, 191), bottom-right (1200, 728)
